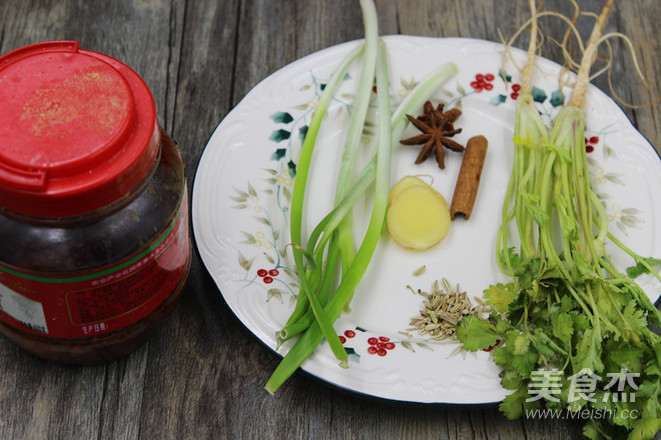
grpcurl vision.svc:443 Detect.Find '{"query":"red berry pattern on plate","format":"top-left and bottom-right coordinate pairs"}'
top-left (585, 135), bottom-right (599, 153)
top-left (338, 329), bottom-right (357, 345)
top-left (367, 336), bottom-right (395, 357)
top-left (257, 268), bottom-right (279, 283)
top-left (338, 330), bottom-right (395, 358)
top-left (510, 83), bottom-right (521, 100)
top-left (470, 73), bottom-right (495, 92)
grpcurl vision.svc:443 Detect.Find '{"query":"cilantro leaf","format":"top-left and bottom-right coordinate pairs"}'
top-left (581, 421), bottom-right (601, 440)
top-left (455, 315), bottom-right (500, 352)
top-left (551, 312), bottom-right (573, 346)
top-left (491, 330), bottom-right (539, 377)
top-left (499, 385), bottom-right (539, 420)
top-left (533, 328), bottom-right (565, 357)
top-left (629, 418), bottom-right (661, 440)
top-left (569, 310), bottom-right (589, 334)
top-left (559, 294), bottom-right (576, 313)
top-left (626, 257), bottom-right (661, 278)
top-left (483, 283), bottom-right (517, 313)
top-left (498, 248), bottom-right (541, 289)
top-left (512, 332), bottom-right (531, 355)
top-left (500, 368), bottom-right (524, 390)
top-left (621, 299), bottom-right (649, 335)
top-left (603, 338), bottom-right (643, 374)
top-left (575, 328), bottom-right (604, 373)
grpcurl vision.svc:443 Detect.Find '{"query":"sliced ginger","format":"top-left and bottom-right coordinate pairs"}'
top-left (387, 177), bottom-right (451, 250)
top-left (388, 175), bottom-right (433, 205)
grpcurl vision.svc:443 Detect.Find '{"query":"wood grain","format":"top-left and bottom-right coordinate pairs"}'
top-left (0, 1), bottom-right (659, 439)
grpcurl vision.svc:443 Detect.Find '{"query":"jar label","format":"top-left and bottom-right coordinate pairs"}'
top-left (0, 193), bottom-right (190, 339)
top-left (0, 283), bottom-right (48, 333)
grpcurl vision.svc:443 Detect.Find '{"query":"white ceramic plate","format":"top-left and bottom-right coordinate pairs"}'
top-left (192, 36), bottom-right (661, 405)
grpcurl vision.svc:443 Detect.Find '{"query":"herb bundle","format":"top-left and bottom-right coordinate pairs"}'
top-left (457, 1), bottom-right (661, 438)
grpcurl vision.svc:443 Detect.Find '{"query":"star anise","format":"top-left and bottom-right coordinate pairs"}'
top-left (400, 101), bottom-right (464, 169)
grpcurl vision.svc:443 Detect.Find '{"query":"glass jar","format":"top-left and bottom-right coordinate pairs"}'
top-left (0, 41), bottom-right (191, 363)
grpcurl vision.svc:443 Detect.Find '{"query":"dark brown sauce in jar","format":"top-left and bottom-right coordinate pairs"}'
top-left (0, 42), bottom-right (191, 363)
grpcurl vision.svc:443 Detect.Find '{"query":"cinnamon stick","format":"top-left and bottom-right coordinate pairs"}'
top-left (450, 135), bottom-right (488, 220)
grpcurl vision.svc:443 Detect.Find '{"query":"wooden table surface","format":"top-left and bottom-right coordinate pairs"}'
top-left (1, 1), bottom-right (659, 439)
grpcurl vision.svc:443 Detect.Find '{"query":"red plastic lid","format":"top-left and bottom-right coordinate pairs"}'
top-left (0, 41), bottom-right (159, 217)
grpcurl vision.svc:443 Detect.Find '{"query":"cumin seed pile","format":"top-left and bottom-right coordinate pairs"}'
top-left (406, 279), bottom-right (491, 342)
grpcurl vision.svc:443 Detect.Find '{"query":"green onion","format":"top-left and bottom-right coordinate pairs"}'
top-left (277, 61), bottom-right (458, 346)
top-left (333, 0), bottom-right (379, 280)
top-left (267, 59), bottom-right (458, 393)
top-left (285, 43), bottom-right (365, 356)
top-left (267, 0), bottom-right (459, 394)
top-left (265, 33), bottom-right (392, 394)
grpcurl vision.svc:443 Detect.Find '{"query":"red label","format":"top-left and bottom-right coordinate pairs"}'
top-left (0, 194), bottom-right (190, 338)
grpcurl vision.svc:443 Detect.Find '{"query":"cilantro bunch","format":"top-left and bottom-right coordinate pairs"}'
top-left (457, 1), bottom-right (661, 438)
top-left (458, 251), bottom-right (661, 439)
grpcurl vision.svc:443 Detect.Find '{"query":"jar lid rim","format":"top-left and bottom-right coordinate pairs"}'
top-left (0, 41), bottom-right (158, 218)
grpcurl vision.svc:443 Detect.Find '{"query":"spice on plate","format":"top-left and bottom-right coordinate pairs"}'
top-left (0, 41), bottom-right (191, 364)
top-left (413, 265), bottom-right (427, 276)
top-left (450, 135), bottom-right (488, 220)
top-left (406, 279), bottom-right (490, 342)
top-left (399, 100), bottom-right (464, 169)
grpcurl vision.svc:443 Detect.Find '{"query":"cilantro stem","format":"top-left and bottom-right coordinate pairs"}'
top-left (605, 231), bottom-right (661, 286)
